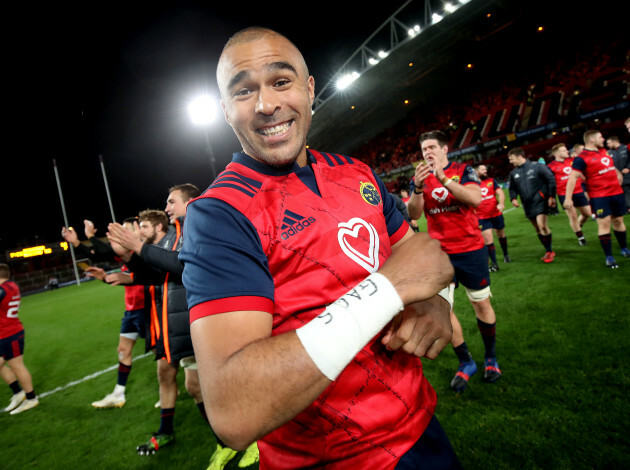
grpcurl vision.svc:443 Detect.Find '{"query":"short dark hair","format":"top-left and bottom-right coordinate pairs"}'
top-left (169, 184), bottom-right (201, 202)
top-left (0, 264), bottom-right (10, 279)
top-left (508, 147), bottom-right (525, 158)
top-left (138, 210), bottom-right (169, 232)
top-left (419, 130), bottom-right (449, 147)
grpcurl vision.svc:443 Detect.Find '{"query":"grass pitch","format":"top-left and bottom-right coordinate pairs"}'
top-left (2, 204), bottom-right (629, 469)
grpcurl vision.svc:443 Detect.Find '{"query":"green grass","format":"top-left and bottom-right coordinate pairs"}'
top-left (2, 204), bottom-right (629, 469)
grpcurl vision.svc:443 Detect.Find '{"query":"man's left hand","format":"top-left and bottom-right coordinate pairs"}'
top-left (107, 222), bottom-right (143, 254)
top-left (381, 294), bottom-right (452, 360)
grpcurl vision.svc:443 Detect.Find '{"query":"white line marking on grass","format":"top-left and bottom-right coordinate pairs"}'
top-left (38, 352), bottom-right (152, 399)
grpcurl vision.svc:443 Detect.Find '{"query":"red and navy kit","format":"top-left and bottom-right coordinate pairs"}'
top-left (476, 178), bottom-right (502, 220)
top-left (419, 162), bottom-right (485, 254)
top-left (0, 281), bottom-right (24, 339)
top-left (573, 148), bottom-right (623, 198)
top-left (180, 150), bottom-right (436, 469)
top-left (548, 158), bottom-right (585, 196)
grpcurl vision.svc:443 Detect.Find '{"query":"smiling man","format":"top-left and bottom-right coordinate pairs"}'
top-left (407, 130), bottom-right (502, 393)
top-left (179, 28), bottom-right (460, 469)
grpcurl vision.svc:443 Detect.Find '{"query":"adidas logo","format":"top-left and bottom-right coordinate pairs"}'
top-left (280, 210), bottom-right (316, 240)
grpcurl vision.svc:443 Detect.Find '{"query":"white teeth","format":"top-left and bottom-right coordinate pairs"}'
top-left (259, 121), bottom-right (291, 136)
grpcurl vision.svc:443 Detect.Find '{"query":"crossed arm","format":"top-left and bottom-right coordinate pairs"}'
top-left (190, 229), bottom-right (454, 449)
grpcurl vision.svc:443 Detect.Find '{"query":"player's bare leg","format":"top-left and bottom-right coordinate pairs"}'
top-left (92, 336), bottom-right (136, 409)
top-left (5, 356), bottom-right (38, 414)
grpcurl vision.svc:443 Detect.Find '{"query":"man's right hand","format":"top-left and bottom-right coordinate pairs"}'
top-left (414, 161), bottom-right (431, 188)
top-left (563, 198), bottom-right (574, 211)
top-left (85, 266), bottom-right (106, 281)
top-left (61, 227), bottom-right (80, 247)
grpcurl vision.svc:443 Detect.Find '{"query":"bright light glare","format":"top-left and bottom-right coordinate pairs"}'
top-left (378, 50), bottom-right (389, 58)
top-left (445, 3), bottom-right (457, 13)
top-left (188, 95), bottom-right (217, 126)
top-left (368, 57), bottom-right (379, 65)
top-left (336, 72), bottom-right (360, 90)
top-left (408, 25), bottom-right (421, 37)
top-left (432, 13), bottom-right (443, 23)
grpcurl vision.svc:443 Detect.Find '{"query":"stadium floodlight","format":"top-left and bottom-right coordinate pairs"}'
top-left (444, 2), bottom-right (457, 13)
top-left (368, 57), bottom-right (379, 65)
top-left (432, 13), bottom-right (444, 24)
top-left (408, 25), bottom-right (421, 37)
top-left (336, 71), bottom-right (360, 90)
top-left (378, 50), bottom-right (389, 58)
top-left (188, 94), bottom-right (219, 179)
top-left (188, 94), bottom-right (217, 126)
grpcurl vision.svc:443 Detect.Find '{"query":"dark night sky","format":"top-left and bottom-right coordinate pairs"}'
top-left (3, 0), bottom-right (626, 254)
top-left (5, 0), bottom-right (406, 251)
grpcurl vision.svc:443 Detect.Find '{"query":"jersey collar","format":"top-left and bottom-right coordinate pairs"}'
top-left (231, 151), bottom-right (317, 176)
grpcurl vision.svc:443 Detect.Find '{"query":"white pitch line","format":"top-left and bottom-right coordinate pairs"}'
top-left (37, 208), bottom-right (520, 400)
top-left (38, 352), bottom-right (152, 399)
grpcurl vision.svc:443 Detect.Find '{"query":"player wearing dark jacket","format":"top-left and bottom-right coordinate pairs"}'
top-left (507, 148), bottom-right (558, 262)
top-left (126, 217), bottom-right (192, 364)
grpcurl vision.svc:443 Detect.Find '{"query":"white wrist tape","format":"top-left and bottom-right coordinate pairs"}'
top-left (438, 284), bottom-right (454, 310)
top-left (296, 273), bottom-right (403, 381)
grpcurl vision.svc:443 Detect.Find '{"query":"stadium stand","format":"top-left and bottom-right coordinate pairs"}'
top-left (353, 31), bottom-right (628, 192)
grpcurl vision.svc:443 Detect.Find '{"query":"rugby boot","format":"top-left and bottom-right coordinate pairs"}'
top-left (238, 442), bottom-right (260, 468)
top-left (4, 390), bottom-right (25, 412)
top-left (207, 443), bottom-right (238, 470)
top-left (605, 256), bottom-right (619, 269)
top-left (91, 391), bottom-right (125, 409)
top-left (450, 359), bottom-right (477, 392)
top-left (541, 251), bottom-right (555, 263)
top-left (136, 433), bottom-right (175, 455)
top-left (10, 397), bottom-right (39, 415)
top-left (483, 358), bottom-right (502, 382)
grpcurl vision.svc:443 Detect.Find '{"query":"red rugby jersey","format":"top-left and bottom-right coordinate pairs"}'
top-left (122, 265), bottom-right (144, 311)
top-left (421, 162), bottom-right (485, 254)
top-left (0, 281), bottom-right (24, 338)
top-left (548, 158), bottom-right (584, 196)
top-left (182, 150), bottom-right (437, 469)
top-left (476, 178), bottom-right (503, 220)
top-left (573, 149), bottom-right (623, 198)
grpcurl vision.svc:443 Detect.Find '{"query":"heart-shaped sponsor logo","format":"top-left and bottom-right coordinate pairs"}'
top-left (601, 157), bottom-right (610, 166)
top-left (432, 187), bottom-right (449, 202)
top-left (481, 187), bottom-right (489, 197)
top-left (337, 218), bottom-right (380, 273)
top-left (563, 166), bottom-right (572, 174)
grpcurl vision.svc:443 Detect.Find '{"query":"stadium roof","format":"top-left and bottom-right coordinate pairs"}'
top-left (306, 0), bottom-right (574, 155)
